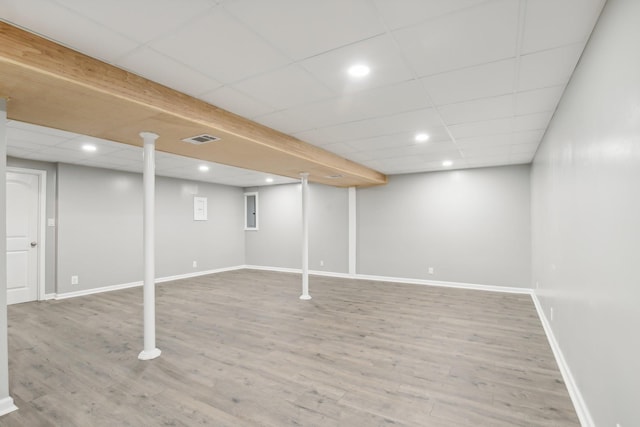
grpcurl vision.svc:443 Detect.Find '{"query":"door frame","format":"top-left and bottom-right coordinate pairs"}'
top-left (7, 167), bottom-right (47, 302)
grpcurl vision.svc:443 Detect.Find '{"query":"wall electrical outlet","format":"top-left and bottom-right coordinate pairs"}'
top-left (192, 261), bottom-right (197, 268)
top-left (320, 260), bottom-right (324, 267)
top-left (71, 276), bottom-right (78, 285)
top-left (428, 267), bottom-right (434, 275)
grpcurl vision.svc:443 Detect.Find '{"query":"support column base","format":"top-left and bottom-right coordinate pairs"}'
top-left (138, 348), bottom-right (161, 361)
top-left (299, 294), bottom-right (312, 300)
top-left (0, 396), bottom-right (18, 417)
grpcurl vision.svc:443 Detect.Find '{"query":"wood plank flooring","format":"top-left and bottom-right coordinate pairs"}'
top-left (3, 270), bottom-right (579, 426)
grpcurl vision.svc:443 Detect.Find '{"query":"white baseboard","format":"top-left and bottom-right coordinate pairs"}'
top-left (52, 265), bottom-right (245, 300)
top-left (0, 396), bottom-right (18, 417)
top-left (353, 273), bottom-right (531, 294)
top-left (531, 292), bottom-right (593, 427)
top-left (243, 265), bottom-right (531, 295)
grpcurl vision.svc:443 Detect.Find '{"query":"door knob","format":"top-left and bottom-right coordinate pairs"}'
top-left (30, 241), bottom-right (37, 247)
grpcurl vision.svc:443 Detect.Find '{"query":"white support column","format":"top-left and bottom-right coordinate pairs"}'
top-left (348, 186), bottom-right (357, 276)
top-left (0, 99), bottom-right (18, 416)
top-left (299, 173), bottom-right (311, 300)
top-left (138, 132), bottom-right (161, 361)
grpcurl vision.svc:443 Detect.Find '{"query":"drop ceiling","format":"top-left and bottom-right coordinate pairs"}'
top-left (0, 0), bottom-right (606, 186)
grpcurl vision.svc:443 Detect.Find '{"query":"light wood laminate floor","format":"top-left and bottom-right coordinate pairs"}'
top-left (4, 270), bottom-right (578, 426)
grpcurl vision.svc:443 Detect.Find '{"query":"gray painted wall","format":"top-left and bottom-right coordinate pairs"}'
top-left (244, 183), bottom-right (349, 273)
top-left (56, 164), bottom-right (244, 294)
top-left (245, 166), bottom-right (530, 288)
top-left (531, 0), bottom-right (640, 425)
top-left (7, 158), bottom-right (57, 295)
top-left (358, 165), bottom-right (531, 287)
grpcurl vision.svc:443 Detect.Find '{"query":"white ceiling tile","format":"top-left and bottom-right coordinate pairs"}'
top-left (80, 159), bottom-right (138, 171)
top-left (371, 142), bottom-right (461, 161)
top-left (0, 0), bottom-right (138, 62)
top-left (522, 0), bottom-right (606, 54)
top-left (8, 120), bottom-right (79, 139)
top-left (449, 117), bottom-right (514, 139)
top-left (231, 65), bottom-right (334, 110)
top-left (422, 59), bottom-right (516, 106)
top-left (513, 112), bottom-right (553, 132)
top-left (18, 151), bottom-right (65, 163)
top-left (346, 128), bottom-right (451, 152)
top-left (199, 86), bottom-right (276, 119)
top-left (373, 0), bottom-right (490, 30)
top-left (320, 142), bottom-right (360, 157)
top-left (7, 147), bottom-right (37, 158)
top-left (392, 0), bottom-right (519, 77)
top-left (224, 0), bottom-right (384, 61)
top-left (299, 107), bottom-right (442, 145)
top-left (518, 44), bottom-right (584, 91)
top-left (154, 155), bottom-right (201, 171)
top-left (299, 35), bottom-right (413, 95)
top-left (54, 136), bottom-right (125, 156)
top-left (290, 129), bottom-right (329, 147)
top-left (54, 0), bottom-right (216, 44)
top-left (462, 145), bottom-right (512, 158)
top-left (32, 146), bottom-right (88, 161)
top-left (448, 111), bottom-right (552, 139)
top-left (457, 130), bottom-right (544, 148)
top-left (515, 86), bottom-right (565, 116)
top-left (115, 47), bottom-right (221, 97)
top-left (346, 134), bottom-right (412, 152)
top-left (252, 111), bottom-right (314, 135)
top-left (464, 155), bottom-right (510, 167)
top-left (376, 150), bottom-right (462, 174)
top-left (108, 147), bottom-right (143, 161)
top-left (7, 127), bottom-right (69, 145)
top-left (286, 80), bottom-right (432, 129)
top-left (438, 94), bottom-right (513, 125)
top-left (150, 8), bottom-right (290, 84)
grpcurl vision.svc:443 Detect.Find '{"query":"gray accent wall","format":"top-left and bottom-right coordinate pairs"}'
top-left (531, 0), bottom-right (640, 425)
top-left (357, 165), bottom-right (531, 287)
top-left (56, 164), bottom-right (244, 294)
top-left (7, 158), bottom-right (57, 295)
top-left (244, 183), bottom-right (349, 273)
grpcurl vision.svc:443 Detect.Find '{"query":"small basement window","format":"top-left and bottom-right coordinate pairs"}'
top-left (244, 192), bottom-right (258, 230)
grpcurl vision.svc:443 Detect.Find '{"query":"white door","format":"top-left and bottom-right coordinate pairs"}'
top-left (6, 171), bottom-right (40, 304)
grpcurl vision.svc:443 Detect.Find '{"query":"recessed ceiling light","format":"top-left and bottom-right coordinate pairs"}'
top-left (265, 177), bottom-right (274, 183)
top-left (347, 64), bottom-right (370, 78)
top-left (198, 165), bottom-right (209, 172)
top-left (81, 143), bottom-right (97, 152)
top-left (442, 160), bottom-right (453, 167)
top-left (415, 133), bottom-right (430, 143)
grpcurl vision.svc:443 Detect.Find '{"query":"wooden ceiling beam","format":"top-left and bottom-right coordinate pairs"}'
top-left (0, 22), bottom-right (387, 187)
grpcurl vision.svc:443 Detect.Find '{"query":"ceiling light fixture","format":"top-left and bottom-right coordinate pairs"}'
top-left (347, 64), bottom-right (370, 78)
top-left (81, 143), bottom-right (97, 152)
top-left (415, 133), bottom-right (430, 143)
top-left (442, 160), bottom-right (453, 167)
top-left (265, 177), bottom-right (274, 183)
top-left (198, 165), bottom-right (209, 172)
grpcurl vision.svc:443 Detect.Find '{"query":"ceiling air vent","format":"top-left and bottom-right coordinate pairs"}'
top-left (181, 134), bottom-right (221, 145)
